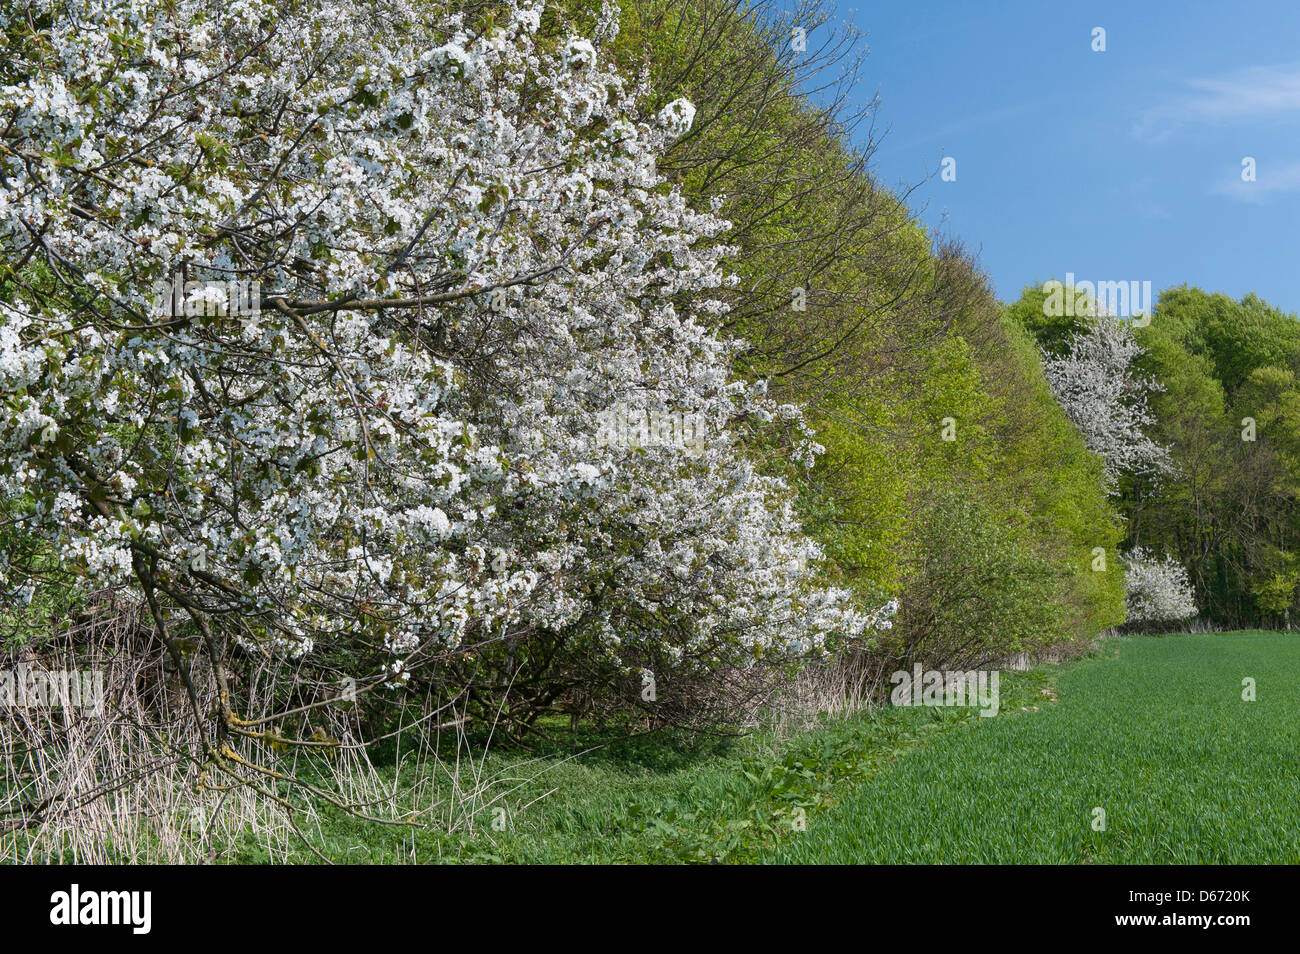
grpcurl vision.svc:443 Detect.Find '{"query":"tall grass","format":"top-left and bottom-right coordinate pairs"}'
top-left (0, 594), bottom-right (526, 863)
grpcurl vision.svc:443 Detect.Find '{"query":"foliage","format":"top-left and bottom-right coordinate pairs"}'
top-left (888, 491), bottom-right (1065, 668)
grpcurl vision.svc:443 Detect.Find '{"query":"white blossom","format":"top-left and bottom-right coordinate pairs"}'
top-left (1041, 314), bottom-right (1172, 493)
top-left (1123, 548), bottom-right (1198, 623)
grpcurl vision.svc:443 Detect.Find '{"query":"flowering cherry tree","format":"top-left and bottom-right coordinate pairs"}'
top-left (0, 0), bottom-right (888, 771)
top-left (1041, 314), bottom-right (1171, 493)
top-left (1122, 548), bottom-right (1198, 624)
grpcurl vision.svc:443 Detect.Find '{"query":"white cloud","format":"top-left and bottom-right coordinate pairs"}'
top-left (1133, 64), bottom-right (1300, 141)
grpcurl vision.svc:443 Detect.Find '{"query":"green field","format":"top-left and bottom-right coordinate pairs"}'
top-left (775, 632), bottom-right (1300, 864)
top-left (220, 632), bottom-right (1300, 864)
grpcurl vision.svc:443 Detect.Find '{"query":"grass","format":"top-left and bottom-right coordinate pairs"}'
top-left (23, 631), bottom-right (1292, 863)
top-left (227, 665), bottom-right (1059, 863)
top-left (773, 631), bottom-right (1300, 863)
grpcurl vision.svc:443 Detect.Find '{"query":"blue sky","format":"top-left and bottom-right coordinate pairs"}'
top-left (817, 0), bottom-right (1300, 312)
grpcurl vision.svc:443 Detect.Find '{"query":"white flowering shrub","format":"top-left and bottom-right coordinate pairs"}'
top-left (1041, 314), bottom-right (1171, 493)
top-left (1123, 548), bottom-right (1198, 624)
top-left (0, 0), bottom-right (887, 743)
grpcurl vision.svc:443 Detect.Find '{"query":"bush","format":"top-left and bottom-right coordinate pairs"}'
top-left (887, 491), bottom-right (1065, 669)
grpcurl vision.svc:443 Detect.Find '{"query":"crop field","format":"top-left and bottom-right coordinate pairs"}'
top-left (774, 632), bottom-right (1300, 864)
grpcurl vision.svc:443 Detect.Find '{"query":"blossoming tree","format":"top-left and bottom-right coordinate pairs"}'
top-left (0, 0), bottom-right (888, 792)
top-left (1040, 313), bottom-right (1171, 494)
top-left (1122, 548), bottom-right (1198, 625)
